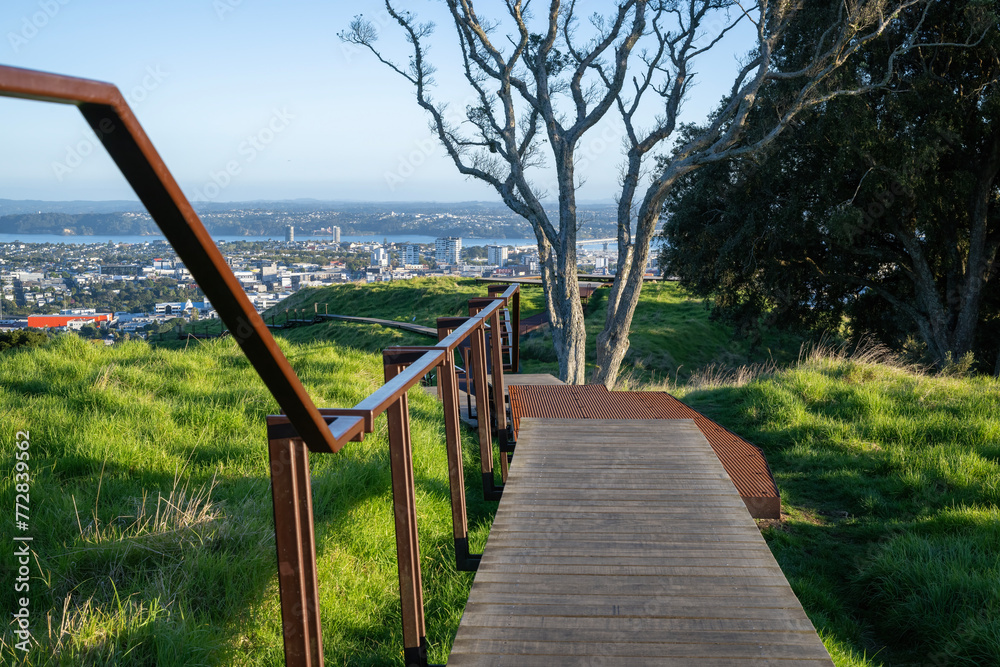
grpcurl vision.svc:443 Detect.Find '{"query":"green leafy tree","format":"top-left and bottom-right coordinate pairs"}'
top-left (662, 1), bottom-right (1000, 370)
top-left (77, 324), bottom-right (99, 339)
top-left (0, 329), bottom-right (49, 353)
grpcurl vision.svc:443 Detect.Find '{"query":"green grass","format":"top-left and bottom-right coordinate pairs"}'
top-left (670, 348), bottom-right (1000, 665)
top-left (169, 277), bottom-right (548, 354)
top-left (272, 277), bottom-right (545, 326)
top-left (0, 334), bottom-right (497, 665)
top-left (6, 279), bottom-right (998, 665)
top-left (520, 281), bottom-right (804, 382)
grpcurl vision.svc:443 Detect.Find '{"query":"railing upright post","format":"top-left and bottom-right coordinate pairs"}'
top-left (439, 351), bottom-right (479, 570)
top-left (512, 286), bottom-right (520, 373)
top-left (383, 359), bottom-right (428, 667)
top-left (486, 309), bottom-right (510, 481)
top-left (470, 321), bottom-right (501, 500)
top-left (268, 435), bottom-right (324, 667)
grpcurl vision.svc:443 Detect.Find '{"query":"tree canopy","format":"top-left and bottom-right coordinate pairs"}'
top-left (661, 0), bottom-right (1000, 372)
top-left (344, 0), bottom-right (977, 384)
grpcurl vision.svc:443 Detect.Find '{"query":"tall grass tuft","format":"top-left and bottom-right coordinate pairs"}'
top-left (673, 342), bottom-right (1000, 665)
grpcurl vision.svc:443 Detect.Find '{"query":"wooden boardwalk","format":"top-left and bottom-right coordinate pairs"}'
top-left (448, 419), bottom-right (832, 665)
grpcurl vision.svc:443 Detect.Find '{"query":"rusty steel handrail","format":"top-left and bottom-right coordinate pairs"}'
top-left (436, 295), bottom-right (512, 500)
top-left (267, 290), bottom-right (518, 667)
top-left (487, 283), bottom-right (520, 372)
top-left (0, 64), bottom-right (526, 667)
top-left (466, 297), bottom-right (511, 480)
top-left (0, 64), bottom-right (338, 454)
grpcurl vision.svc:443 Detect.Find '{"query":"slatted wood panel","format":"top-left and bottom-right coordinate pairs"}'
top-left (448, 419), bottom-right (832, 665)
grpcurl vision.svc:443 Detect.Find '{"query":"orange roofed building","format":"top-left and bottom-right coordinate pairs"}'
top-left (27, 313), bottom-right (113, 328)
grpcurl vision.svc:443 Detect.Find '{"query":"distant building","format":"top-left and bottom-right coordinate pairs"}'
top-left (403, 244), bottom-right (421, 265)
top-left (99, 264), bottom-right (142, 276)
top-left (371, 247), bottom-right (389, 268)
top-left (28, 313), bottom-right (112, 328)
top-left (332, 226), bottom-right (341, 243)
top-left (435, 237), bottom-right (461, 265)
top-left (285, 226), bottom-right (295, 243)
top-left (487, 245), bottom-right (509, 267)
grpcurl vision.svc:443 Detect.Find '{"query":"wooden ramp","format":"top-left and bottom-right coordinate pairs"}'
top-left (449, 419), bottom-right (832, 665)
top-left (508, 385), bottom-right (781, 519)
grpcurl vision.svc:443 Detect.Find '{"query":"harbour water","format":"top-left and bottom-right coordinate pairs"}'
top-left (0, 233), bottom-right (616, 249)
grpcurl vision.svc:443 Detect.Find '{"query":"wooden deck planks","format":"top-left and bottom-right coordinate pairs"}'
top-left (448, 418), bottom-right (832, 665)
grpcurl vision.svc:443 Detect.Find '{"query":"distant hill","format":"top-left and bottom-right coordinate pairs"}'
top-left (0, 199), bottom-right (619, 238)
top-left (0, 211), bottom-right (158, 235)
top-left (0, 198), bottom-right (144, 215)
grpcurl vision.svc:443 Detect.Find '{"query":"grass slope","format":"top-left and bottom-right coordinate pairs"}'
top-left (0, 335), bottom-right (495, 666)
top-left (182, 277), bottom-right (550, 353)
top-left (520, 281), bottom-right (804, 382)
top-left (8, 280), bottom-right (997, 666)
top-left (673, 350), bottom-right (1000, 665)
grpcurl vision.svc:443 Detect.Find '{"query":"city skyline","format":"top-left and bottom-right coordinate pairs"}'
top-left (1, 1), bottom-right (753, 204)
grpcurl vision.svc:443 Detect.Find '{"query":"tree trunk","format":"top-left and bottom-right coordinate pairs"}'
top-left (592, 165), bottom-right (686, 387)
top-left (550, 259), bottom-right (587, 384)
top-left (539, 152), bottom-right (588, 384)
top-left (594, 196), bottom-right (664, 387)
top-left (897, 128), bottom-right (1000, 367)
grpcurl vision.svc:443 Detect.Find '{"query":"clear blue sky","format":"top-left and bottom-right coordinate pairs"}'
top-left (1, 0), bottom-right (753, 203)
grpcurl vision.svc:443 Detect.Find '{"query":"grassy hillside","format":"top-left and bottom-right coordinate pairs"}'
top-left (273, 277), bottom-right (547, 326)
top-left (9, 280), bottom-right (998, 665)
top-left (671, 347), bottom-right (1000, 665)
top-left (520, 281), bottom-right (804, 382)
top-left (266, 277), bottom-right (547, 352)
top-left (0, 335), bottom-right (496, 666)
top-left (173, 279), bottom-right (794, 385)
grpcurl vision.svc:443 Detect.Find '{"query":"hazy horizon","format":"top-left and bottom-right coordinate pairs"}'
top-left (1, 1), bottom-right (753, 204)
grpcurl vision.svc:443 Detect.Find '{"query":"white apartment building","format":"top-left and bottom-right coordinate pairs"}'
top-left (403, 244), bottom-right (422, 265)
top-left (435, 237), bottom-right (462, 265)
top-left (487, 245), bottom-right (509, 267)
top-left (371, 247), bottom-right (389, 267)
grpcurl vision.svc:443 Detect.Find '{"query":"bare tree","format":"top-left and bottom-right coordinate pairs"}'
top-left (342, 0), bottom-right (946, 386)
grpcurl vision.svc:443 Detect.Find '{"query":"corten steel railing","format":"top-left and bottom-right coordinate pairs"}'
top-left (0, 65), bottom-right (523, 667)
top-left (467, 296), bottom-right (513, 477)
top-left (0, 65), bottom-right (338, 454)
top-left (267, 289), bottom-right (517, 667)
top-left (436, 291), bottom-right (514, 499)
top-left (487, 283), bottom-right (520, 373)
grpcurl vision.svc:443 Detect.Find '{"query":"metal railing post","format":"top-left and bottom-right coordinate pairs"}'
top-left (487, 308), bottom-right (510, 481)
top-left (469, 321), bottom-right (501, 500)
top-left (383, 359), bottom-right (428, 667)
top-left (512, 287), bottom-right (520, 372)
top-left (268, 435), bottom-right (324, 667)
top-left (383, 346), bottom-right (481, 571)
top-left (487, 284), bottom-right (520, 373)
top-left (438, 351), bottom-right (479, 570)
